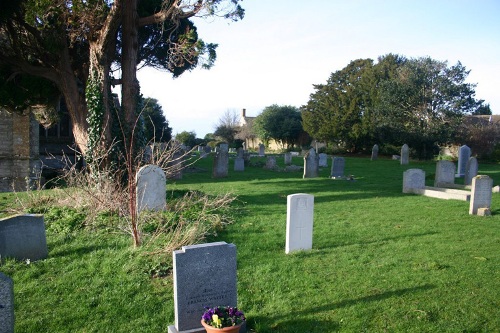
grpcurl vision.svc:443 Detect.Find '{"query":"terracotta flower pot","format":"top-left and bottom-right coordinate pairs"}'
top-left (200, 319), bottom-right (243, 333)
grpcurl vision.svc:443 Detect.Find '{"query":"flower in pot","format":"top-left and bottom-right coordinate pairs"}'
top-left (201, 306), bottom-right (245, 332)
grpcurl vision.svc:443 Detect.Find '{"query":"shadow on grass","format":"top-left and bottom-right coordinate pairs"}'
top-left (248, 284), bottom-right (435, 332)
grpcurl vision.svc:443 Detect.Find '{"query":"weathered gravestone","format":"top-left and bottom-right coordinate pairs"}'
top-left (258, 144), bottom-right (265, 157)
top-left (234, 157), bottom-right (245, 172)
top-left (318, 153), bottom-right (328, 167)
top-left (434, 160), bottom-right (456, 187)
top-left (136, 165), bottom-right (166, 213)
top-left (0, 214), bottom-right (48, 261)
top-left (464, 157), bottom-right (479, 186)
top-left (265, 156), bottom-right (276, 169)
top-left (456, 145), bottom-right (471, 177)
top-left (237, 148), bottom-right (244, 159)
top-left (0, 273), bottom-right (14, 333)
top-left (402, 169), bottom-right (425, 193)
top-left (371, 144), bottom-right (379, 161)
top-left (286, 194), bottom-right (314, 254)
top-left (330, 157), bottom-right (345, 179)
top-left (469, 175), bottom-right (493, 216)
top-left (303, 148), bottom-right (319, 178)
top-left (168, 242), bottom-right (239, 333)
top-left (400, 144), bottom-right (409, 165)
top-left (168, 151), bottom-right (184, 180)
top-left (212, 146), bottom-right (229, 178)
top-left (284, 152), bottom-right (292, 165)
top-left (201, 146), bottom-right (211, 158)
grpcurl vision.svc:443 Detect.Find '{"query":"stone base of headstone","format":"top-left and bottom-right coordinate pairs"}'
top-left (477, 208), bottom-right (491, 216)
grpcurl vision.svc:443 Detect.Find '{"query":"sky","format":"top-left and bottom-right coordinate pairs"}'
top-left (136, 0), bottom-right (500, 138)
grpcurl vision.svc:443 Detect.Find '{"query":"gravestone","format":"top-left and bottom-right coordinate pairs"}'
top-left (258, 144), bottom-right (265, 157)
top-left (234, 157), bottom-right (245, 172)
top-left (371, 144), bottom-right (379, 161)
top-left (286, 194), bottom-right (314, 254)
top-left (284, 152), bottom-right (292, 165)
top-left (197, 146), bottom-right (204, 152)
top-left (400, 144), bottom-right (409, 165)
top-left (0, 273), bottom-right (14, 333)
top-left (434, 160), bottom-right (456, 187)
top-left (456, 145), bottom-right (471, 177)
top-left (0, 214), bottom-right (48, 261)
top-left (136, 165), bottom-right (166, 213)
top-left (212, 148), bottom-right (229, 178)
top-left (403, 169), bottom-right (425, 193)
top-left (237, 148), bottom-right (244, 159)
top-left (330, 157), bottom-right (345, 178)
top-left (469, 175), bottom-right (493, 215)
top-left (168, 242), bottom-right (238, 333)
top-left (201, 145), bottom-right (211, 158)
top-left (464, 157), bottom-right (479, 186)
top-left (318, 153), bottom-right (328, 167)
top-left (265, 156), bottom-right (276, 169)
top-left (303, 148), bottom-right (319, 178)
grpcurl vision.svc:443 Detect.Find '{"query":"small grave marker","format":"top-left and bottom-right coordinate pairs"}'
top-left (371, 144), bottom-right (379, 161)
top-left (286, 193), bottom-right (314, 254)
top-left (469, 175), bottom-right (493, 215)
top-left (400, 144), bottom-right (409, 165)
top-left (136, 165), bottom-right (166, 213)
top-left (330, 157), bottom-right (345, 178)
top-left (284, 152), bottom-right (292, 165)
top-left (434, 160), bottom-right (456, 187)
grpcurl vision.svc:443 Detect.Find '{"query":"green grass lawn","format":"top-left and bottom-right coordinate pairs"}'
top-left (1, 155), bottom-right (500, 332)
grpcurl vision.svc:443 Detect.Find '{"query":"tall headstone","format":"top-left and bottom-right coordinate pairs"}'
top-left (286, 194), bottom-right (314, 254)
top-left (403, 169), bottom-right (425, 193)
top-left (0, 214), bottom-right (48, 261)
top-left (0, 273), bottom-right (14, 333)
top-left (303, 148), bottom-right (319, 178)
top-left (434, 160), bottom-right (456, 187)
top-left (318, 153), bottom-right (328, 167)
top-left (136, 165), bottom-right (166, 213)
top-left (371, 144), bottom-right (379, 161)
top-left (400, 144), bottom-right (409, 165)
top-left (219, 143), bottom-right (229, 153)
top-left (168, 242), bottom-right (238, 333)
top-left (234, 157), bottom-right (245, 172)
top-left (330, 157), bottom-right (345, 178)
top-left (469, 175), bottom-right (493, 215)
top-left (258, 144), bottom-right (265, 157)
top-left (236, 148), bottom-right (244, 159)
top-left (464, 157), bottom-right (479, 186)
top-left (265, 156), bottom-right (276, 169)
top-left (456, 145), bottom-right (471, 177)
top-left (284, 152), bottom-right (292, 165)
top-left (212, 148), bottom-right (229, 178)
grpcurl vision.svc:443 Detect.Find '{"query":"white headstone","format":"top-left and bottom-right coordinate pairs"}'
top-left (469, 175), bottom-right (493, 215)
top-left (434, 160), bottom-right (456, 187)
top-left (464, 157), bottom-right (478, 186)
top-left (456, 145), bottom-right (471, 177)
top-left (168, 242), bottom-right (238, 333)
top-left (286, 193), bottom-right (314, 254)
top-left (0, 273), bottom-right (14, 333)
top-left (400, 144), bottom-right (409, 165)
top-left (318, 153), bottom-right (328, 167)
top-left (403, 169), bottom-right (425, 193)
top-left (136, 165), bottom-right (166, 213)
top-left (371, 144), bottom-right (379, 161)
top-left (303, 148), bottom-right (319, 178)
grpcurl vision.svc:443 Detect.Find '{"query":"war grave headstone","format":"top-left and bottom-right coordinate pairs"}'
top-left (258, 144), bottom-right (265, 157)
top-left (434, 160), bottom-right (456, 187)
top-left (265, 156), bottom-right (276, 169)
top-left (0, 272), bottom-right (14, 333)
top-left (284, 152), bottom-right (292, 165)
top-left (371, 144), bottom-right (379, 161)
top-left (330, 157), bottom-right (345, 179)
top-left (464, 157), bottom-right (479, 186)
top-left (167, 242), bottom-right (241, 333)
top-left (136, 165), bottom-right (166, 213)
top-left (286, 194), bottom-right (314, 254)
top-left (400, 144), bottom-right (409, 165)
top-left (303, 148), bottom-right (319, 178)
top-left (469, 175), bottom-right (493, 216)
top-left (456, 145), bottom-right (471, 177)
top-left (318, 153), bottom-right (328, 167)
top-left (212, 146), bottom-right (229, 178)
top-left (0, 214), bottom-right (48, 261)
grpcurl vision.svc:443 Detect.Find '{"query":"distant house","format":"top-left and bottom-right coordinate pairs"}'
top-left (238, 108), bottom-right (287, 151)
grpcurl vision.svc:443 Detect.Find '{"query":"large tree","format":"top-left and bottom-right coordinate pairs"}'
top-left (0, 0), bottom-right (244, 157)
top-left (254, 104), bottom-right (303, 148)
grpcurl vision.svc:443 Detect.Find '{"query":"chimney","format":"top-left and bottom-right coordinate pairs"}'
top-left (241, 108), bottom-right (246, 118)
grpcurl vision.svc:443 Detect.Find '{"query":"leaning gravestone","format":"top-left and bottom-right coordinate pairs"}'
top-left (136, 165), bottom-right (166, 213)
top-left (168, 242), bottom-right (238, 333)
top-left (464, 157), bottom-right (479, 186)
top-left (469, 175), bottom-right (493, 215)
top-left (258, 144), bottom-right (265, 157)
top-left (212, 148), bottom-right (229, 178)
top-left (0, 273), bottom-right (14, 333)
top-left (400, 144), bottom-right (409, 165)
top-left (284, 152), bottom-right (292, 165)
top-left (456, 145), bottom-right (471, 177)
top-left (371, 144), bottom-right (379, 161)
top-left (330, 157), bottom-right (345, 178)
top-left (318, 153), bottom-right (328, 167)
top-left (402, 169), bottom-right (425, 193)
top-left (286, 194), bottom-right (314, 254)
top-left (0, 214), bottom-right (48, 261)
top-left (434, 160), bottom-right (456, 187)
top-left (303, 148), bottom-right (319, 178)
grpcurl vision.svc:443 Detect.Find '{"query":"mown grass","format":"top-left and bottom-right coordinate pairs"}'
top-left (1, 154), bottom-right (500, 332)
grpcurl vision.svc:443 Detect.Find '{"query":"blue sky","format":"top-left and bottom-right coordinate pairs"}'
top-left (137, 0), bottom-right (500, 137)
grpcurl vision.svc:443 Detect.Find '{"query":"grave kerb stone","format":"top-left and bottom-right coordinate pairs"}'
top-left (286, 193), bottom-right (314, 254)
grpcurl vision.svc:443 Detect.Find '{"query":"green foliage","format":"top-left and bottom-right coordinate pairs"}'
top-left (175, 130), bottom-right (197, 147)
top-left (85, 72), bottom-right (105, 160)
top-left (253, 104), bottom-right (303, 148)
top-left (140, 97), bottom-right (172, 143)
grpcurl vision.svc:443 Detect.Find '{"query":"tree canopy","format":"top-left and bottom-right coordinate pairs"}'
top-left (254, 104), bottom-right (304, 148)
top-left (140, 97), bottom-right (172, 143)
